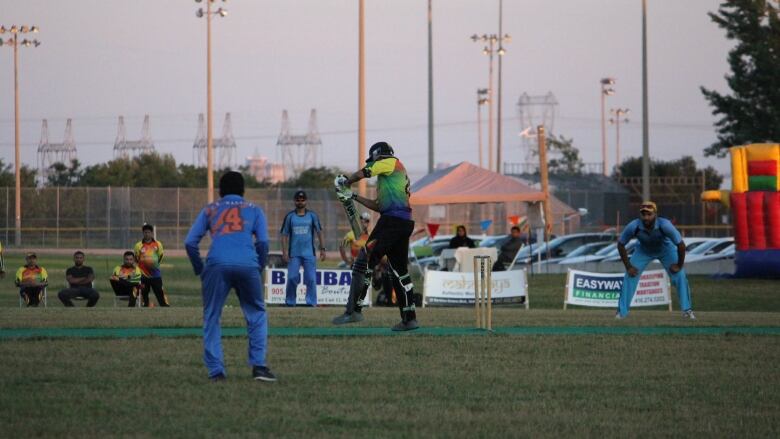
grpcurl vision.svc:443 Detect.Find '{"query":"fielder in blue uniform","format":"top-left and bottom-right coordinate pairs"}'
top-left (280, 190), bottom-right (325, 306)
top-left (616, 201), bottom-right (695, 320)
top-left (184, 171), bottom-right (276, 382)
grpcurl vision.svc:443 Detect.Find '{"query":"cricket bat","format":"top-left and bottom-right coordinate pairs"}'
top-left (337, 190), bottom-right (363, 238)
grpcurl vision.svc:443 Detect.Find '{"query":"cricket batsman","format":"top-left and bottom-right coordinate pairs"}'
top-left (184, 171), bottom-right (276, 382)
top-left (332, 141), bottom-right (419, 331)
top-left (616, 201), bottom-right (695, 320)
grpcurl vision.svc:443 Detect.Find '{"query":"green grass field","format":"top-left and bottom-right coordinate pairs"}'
top-left (1, 253), bottom-right (779, 437)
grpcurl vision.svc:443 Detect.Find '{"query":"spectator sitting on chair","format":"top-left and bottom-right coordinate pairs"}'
top-left (448, 225), bottom-right (476, 249)
top-left (58, 251), bottom-right (100, 307)
top-left (492, 226), bottom-right (524, 271)
top-left (16, 253), bottom-right (48, 307)
top-left (110, 251), bottom-right (143, 307)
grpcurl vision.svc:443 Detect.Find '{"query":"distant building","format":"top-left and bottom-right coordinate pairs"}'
top-left (245, 155), bottom-right (285, 184)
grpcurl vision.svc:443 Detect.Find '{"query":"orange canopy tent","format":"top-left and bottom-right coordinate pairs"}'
top-left (410, 161), bottom-right (547, 205)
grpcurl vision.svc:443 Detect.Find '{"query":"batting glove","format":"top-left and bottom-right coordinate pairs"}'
top-left (334, 174), bottom-right (348, 188)
top-left (336, 186), bottom-right (354, 202)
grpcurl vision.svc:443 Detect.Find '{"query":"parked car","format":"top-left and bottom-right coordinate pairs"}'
top-left (559, 241), bottom-right (626, 265)
top-left (685, 237), bottom-right (733, 256)
top-left (477, 234), bottom-right (537, 251)
top-left (513, 233), bottom-right (616, 266)
top-left (680, 237), bottom-right (718, 253)
top-left (534, 241), bottom-right (614, 267)
top-left (686, 239), bottom-right (735, 263)
top-left (600, 237), bottom-right (714, 263)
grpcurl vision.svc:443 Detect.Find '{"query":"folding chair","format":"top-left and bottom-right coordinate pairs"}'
top-left (63, 281), bottom-right (98, 306)
top-left (18, 287), bottom-right (47, 308)
top-left (113, 284), bottom-right (142, 308)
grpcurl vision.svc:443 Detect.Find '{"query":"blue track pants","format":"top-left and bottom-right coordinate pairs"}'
top-left (618, 247), bottom-right (692, 317)
top-left (285, 255), bottom-right (317, 306)
top-left (201, 265), bottom-right (268, 378)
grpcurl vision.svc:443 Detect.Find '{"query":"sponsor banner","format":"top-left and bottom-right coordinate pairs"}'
top-left (565, 269), bottom-right (670, 308)
top-left (423, 269), bottom-right (527, 306)
top-left (265, 268), bottom-right (370, 306)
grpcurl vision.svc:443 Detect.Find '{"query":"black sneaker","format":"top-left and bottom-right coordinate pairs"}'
top-left (332, 312), bottom-right (364, 325)
top-left (252, 366), bottom-right (277, 382)
top-left (391, 319), bottom-right (420, 331)
top-left (209, 373), bottom-right (227, 383)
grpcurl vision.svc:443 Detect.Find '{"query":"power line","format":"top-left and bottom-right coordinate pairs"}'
top-left (0, 115), bottom-right (717, 150)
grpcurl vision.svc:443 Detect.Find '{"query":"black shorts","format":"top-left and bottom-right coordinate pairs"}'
top-left (366, 215), bottom-right (415, 272)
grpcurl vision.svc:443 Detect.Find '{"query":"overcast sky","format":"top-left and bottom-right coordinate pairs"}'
top-left (0, 0), bottom-right (734, 182)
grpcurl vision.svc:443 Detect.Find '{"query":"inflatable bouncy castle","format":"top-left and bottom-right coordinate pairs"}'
top-left (703, 144), bottom-right (780, 278)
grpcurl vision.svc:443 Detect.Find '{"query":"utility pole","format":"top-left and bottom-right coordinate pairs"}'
top-left (610, 108), bottom-right (630, 173)
top-left (195, 0), bottom-right (228, 203)
top-left (600, 77), bottom-right (615, 177)
top-left (641, 0), bottom-right (651, 200)
top-left (496, 0), bottom-right (504, 175)
top-left (358, 0), bottom-right (367, 195)
top-left (471, 32), bottom-right (509, 173)
top-left (427, 0), bottom-right (434, 174)
top-left (537, 125), bottom-right (552, 242)
top-left (1, 24), bottom-right (41, 246)
top-left (477, 89), bottom-right (488, 168)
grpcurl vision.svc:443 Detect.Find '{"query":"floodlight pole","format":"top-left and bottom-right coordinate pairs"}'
top-left (641, 0), bottom-right (651, 200)
top-left (206, 0), bottom-right (214, 202)
top-left (358, 0), bottom-right (367, 196)
top-left (13, 34), bottom-right (20, 246)
top-left (427, 0), bottom-right (434, 174)
top-left (1, 25), bottom-right (41, 246)
top-left (196, 0), bottom-right (227, 202)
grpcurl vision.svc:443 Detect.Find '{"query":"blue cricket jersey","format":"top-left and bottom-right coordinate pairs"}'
top-left (619, 217), bottom-right (683, 255)
top-left (280, 210), bottom-right (322, 258)
top-left (184, 194), bottom-right (269, 274)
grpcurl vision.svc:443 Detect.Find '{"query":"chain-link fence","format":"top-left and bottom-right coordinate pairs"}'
top-left (0, 181), bottom-right (731, 251)
top-left (0, 187), bottom-right (359, 251)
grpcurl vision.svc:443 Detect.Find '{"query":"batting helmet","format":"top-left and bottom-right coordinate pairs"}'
top-left (366, 141), bottom-right (395, 163)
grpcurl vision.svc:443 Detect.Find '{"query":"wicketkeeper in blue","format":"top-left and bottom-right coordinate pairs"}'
top-left (616, 201), bottom-right (695, 320)
top-left (184, 171), bottom-right (276, 382)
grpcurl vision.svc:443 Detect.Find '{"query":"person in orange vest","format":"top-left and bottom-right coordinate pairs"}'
top-left (134, 223), bottom-right (170, 307)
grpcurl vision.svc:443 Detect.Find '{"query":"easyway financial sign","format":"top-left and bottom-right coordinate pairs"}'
top-left (565, 269), bottom-right (671, 308)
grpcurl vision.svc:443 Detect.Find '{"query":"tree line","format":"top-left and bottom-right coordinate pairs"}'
top-left (0, 154), bottom-right (343, 189)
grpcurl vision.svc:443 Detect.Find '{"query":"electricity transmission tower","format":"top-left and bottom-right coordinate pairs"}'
top-left (114, 115), bottom-right (155, 159)
top-left (37, 118), bottom-right (77, 186)
top-left (277, 109), bottom-right (322, 179)
top-left (516, 92), bottom-right (558, 161)
top-left (193, 112), bottom-right (237, 170)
